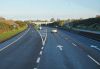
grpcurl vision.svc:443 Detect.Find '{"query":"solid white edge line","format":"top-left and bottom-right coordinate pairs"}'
top-left (36, 57), bottom-right (41, 63)
top-left (0, 28), bottom-right (30, 52)
top-left (34, 29), bottom-right (48, 69)
top-left (87, 55), bottom-right (100, 65)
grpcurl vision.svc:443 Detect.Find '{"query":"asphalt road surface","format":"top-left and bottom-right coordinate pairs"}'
top-left (0, 25), bottom-right (100, 69)
top-left (37, 27), bottom-right (100, 69)
top-left (0, 25), bottom-right (42, 69)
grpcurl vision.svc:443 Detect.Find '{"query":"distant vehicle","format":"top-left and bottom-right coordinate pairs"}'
top-left (51, 28), bottom-right (57, 33)
top-left (39, 27), bottom-right (42, 30)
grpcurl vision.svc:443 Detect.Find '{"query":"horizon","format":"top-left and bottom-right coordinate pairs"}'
top-left (0, 0), bottom-right (100, 20)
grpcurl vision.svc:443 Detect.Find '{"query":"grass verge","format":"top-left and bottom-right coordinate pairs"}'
top-left (0, 26), bottom-right (27, 43)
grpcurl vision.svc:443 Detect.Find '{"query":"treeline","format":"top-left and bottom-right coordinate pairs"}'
top-left (47, 17), bottom-right (100, 31)
top-left (46, 20), bottom-right (65, 27)
top-left (0, 20), bottom-right (15, 32)
top-left (70, 17), bottom-right (100, 31)
top-left (0, 17), bottom-right (27, 33)
top-left (0, 17), bottom-right (28, 42)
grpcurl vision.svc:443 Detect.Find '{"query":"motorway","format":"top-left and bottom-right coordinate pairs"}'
top-left (0, 25), bottom-right (42, 69)
top-left (37, 27), bottom-right (100, 69)
top-left (0, 25), bottom-right (100, 69)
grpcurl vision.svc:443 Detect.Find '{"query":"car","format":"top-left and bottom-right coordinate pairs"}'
top-left (51, 29), bottom-right (57, 33)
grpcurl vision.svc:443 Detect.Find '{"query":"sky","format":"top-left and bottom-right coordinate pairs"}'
top-left (0, 0), bottom-right (100, 20)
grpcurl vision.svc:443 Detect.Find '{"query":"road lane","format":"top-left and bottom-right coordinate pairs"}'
top-left (38, 27), bottom-right (100, 69)
top-left (0, 25), bottom-right (42, 69)
top-left (0, 26), bottom-right (99, 69)
top-left (38, 29), bottom-right (67, 69)
top-left (57, 29), bottom-right (100, 63)
top-left (0, 28), bottom-right (29, 49)
top-left (0, 28), bottom-right (30, 52)
top-left (53, 31), bottom-right (100, 69)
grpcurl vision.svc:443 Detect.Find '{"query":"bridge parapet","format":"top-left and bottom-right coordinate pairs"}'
top-left (32, 22), bottom-right (53, 25)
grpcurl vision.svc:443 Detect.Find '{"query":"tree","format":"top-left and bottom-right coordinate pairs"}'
top-left (57, 18), bottom-right (60, 22)
top-left (50, 18), bottom-right (55, 22)
top-left (58, 20), bottom-right (64, 27)
top-left (15, 21), bottom-right (26, 27)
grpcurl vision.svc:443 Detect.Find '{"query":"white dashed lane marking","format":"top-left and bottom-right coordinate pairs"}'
top-left (91, 45), bottom-right (100, 51)
top-left (39, 51), bottom-right (43, 55)
top-left (34, 68), bottom-right (37, 69)
top-left (72, 43), bottom-right (77, 47)
top-left (36, 57), bottom-right (41, 63)
top-left (88, 55), bottom-right (100, 66)
top-left (41, 47), bottom-right (44, 50)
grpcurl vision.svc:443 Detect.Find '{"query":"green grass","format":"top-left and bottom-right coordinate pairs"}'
top-left (0, 26), bottom-right (27, 43)
top-left (33, 24), bottom-right (40, 30)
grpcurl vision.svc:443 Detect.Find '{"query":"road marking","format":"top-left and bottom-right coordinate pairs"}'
top-left (33, 29), bottom-right (47, 69)
top-left (37, 29), bottom-right (47, 46)
top-left (39, 51), bottom-right (43, 55)
top-left (72, 43), bottom-right (77, 46)
top-left (57, 45), bottom-right (63, 51)
top-left (36, 57), bottom-right (41, 63)
top-left (43, 29), bottom-right (47, 46)
top-left (87, 55), bottom-right (100, 65)
top-left (41, 47), bottom-right (44, 49)
top-left (0, 28), bottom-right (30, 52)
top-left (34, 68), bottom-right (37, 69)
top-left (38, 31), bottom-right (44, 46)
top-left (90, 45), bottom-right (100, 51)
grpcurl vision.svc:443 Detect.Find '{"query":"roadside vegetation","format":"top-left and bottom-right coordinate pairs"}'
top-left (69, 17), bottom-right (100, 31)
top-left (47, 20), bottom-right (65, 27)
top-left (33, 24), bottom-right (41, 30)
top-left (0, 17), bottom-right (28, 43)
top-left (48, 16), bottom-right (100, 32)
